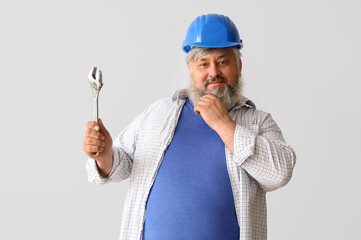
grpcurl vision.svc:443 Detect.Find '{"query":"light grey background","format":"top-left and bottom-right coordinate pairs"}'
top-left (1, 0), bottom-right (360, 239)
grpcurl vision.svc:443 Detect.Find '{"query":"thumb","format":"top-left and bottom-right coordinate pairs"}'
top-left (98, 118), bottom-right (109, 133)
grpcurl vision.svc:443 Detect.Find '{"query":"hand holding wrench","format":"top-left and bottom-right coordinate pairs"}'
top-left (88, 67), bottom-right (103, 156)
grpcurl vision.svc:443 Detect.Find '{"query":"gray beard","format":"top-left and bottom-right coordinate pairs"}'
top-left (187, 76), bottom-right (243, 110)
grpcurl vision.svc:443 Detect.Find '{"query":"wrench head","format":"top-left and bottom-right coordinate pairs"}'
top-left (88, 67), bottom-right (103, 91)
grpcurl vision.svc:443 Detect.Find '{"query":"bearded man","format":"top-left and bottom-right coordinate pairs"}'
top-left (83, 13), bottom-right (296, 240)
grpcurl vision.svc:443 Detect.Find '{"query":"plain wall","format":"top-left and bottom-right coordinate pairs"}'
top-left (1, 0), bottom-right (360, 239)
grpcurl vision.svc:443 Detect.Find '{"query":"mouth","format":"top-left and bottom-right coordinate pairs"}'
top-left (206, 81), bottom-right (225, 89)
top-left (208, 81), bottom-right (223, 86)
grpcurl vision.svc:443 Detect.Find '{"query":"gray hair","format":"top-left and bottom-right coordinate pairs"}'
top-left (185, 46), bottom-right (242, 69)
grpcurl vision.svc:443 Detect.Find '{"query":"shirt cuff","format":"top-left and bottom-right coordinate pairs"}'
top-left (85, 149), bottom-right (118, 185)
top-left (232, 123), bottom-right (260, 166)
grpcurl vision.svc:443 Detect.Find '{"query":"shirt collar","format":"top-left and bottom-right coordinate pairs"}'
top-left (171, 89), bottom-right (256, 110)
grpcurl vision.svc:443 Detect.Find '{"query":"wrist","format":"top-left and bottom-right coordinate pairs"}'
top-left (216, 119), bottom-right (236, 135)
top-left (96, 155), bottom-right (113, 178)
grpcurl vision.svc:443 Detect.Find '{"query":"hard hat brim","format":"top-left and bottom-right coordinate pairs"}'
top-left (182, 41), bottom-right (243, 53)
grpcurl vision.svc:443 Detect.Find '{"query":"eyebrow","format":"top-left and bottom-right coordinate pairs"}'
top-left (197, 54), bottom-right (227, 62)
top-left (216, 54), bottom-right (227, 59)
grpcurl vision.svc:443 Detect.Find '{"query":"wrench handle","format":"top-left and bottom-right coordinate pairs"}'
top-left (92, 94), bottom-right (99, 156)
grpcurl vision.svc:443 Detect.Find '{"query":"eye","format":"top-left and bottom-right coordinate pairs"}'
top-left (199, 63), bottom-right (207, 67)
top-left (218, 60), bottom-right (226, 65)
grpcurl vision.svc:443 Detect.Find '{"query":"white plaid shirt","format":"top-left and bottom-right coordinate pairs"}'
top-left (86, 89), bottom-right (296, 240)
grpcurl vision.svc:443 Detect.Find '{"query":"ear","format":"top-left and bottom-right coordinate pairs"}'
top-left (239, 59), bottom-right (242, 73)
top-left (187, 64), bottom-right (192, 74)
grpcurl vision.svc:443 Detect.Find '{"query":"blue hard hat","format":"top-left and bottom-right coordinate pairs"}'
top-left (182, 14), bottom-right (243, 53)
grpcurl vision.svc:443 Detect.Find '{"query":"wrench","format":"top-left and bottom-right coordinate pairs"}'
top-left (88, 67), bottom-right (103, 156)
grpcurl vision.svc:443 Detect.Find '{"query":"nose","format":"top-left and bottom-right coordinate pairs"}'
top-left (208, 63), bottom-right (221, 78)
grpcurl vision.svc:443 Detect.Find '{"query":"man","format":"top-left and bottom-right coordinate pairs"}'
top-left (83, 13), bottom-right (296, 240)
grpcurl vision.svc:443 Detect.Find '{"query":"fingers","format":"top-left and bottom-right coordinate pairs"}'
top-left (84, 119), bottom-right (113, 159)
top-left (84, 138), bottom-right (105, 147)
top-left (194, 105), bottom-right (201, 115)
top-left (86, 121), bottom-right (100, 132)
top-left (196, 94), bottom-right (224, 109)
top-left (194, 98), bottom-right (210, 115)
top-left (85, 127), bottom-right (105, 140)
top-left (86, 133), bottom-right (105, 148)
top-left (84, 119), bottom-right (109, 142)
top-left (193, 94), bottom-right (225, 115)
top-left (86, 119), bottom-right (109, 133)
top-left (84, 144), bottom-right (104, 153)
top-left (83, 130), bottom-right (106, 154)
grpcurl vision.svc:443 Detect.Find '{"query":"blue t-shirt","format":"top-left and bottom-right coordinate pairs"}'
top-left (142, 98), bottom-right (239, 239)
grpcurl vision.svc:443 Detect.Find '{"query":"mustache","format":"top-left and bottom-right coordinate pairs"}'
top-left (204, 76), bottom-right (227, 87)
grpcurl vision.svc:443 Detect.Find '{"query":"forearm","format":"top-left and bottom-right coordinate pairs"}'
top-left (240, 134), bottom-right (296, 191)
top-left (215, 121), bottom-right (236, 154)
top-left (232, 116), bottom-right (296, 191)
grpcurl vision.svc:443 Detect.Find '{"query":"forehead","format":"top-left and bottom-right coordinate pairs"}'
top-left (196, 48), bottom-right (235, 61)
